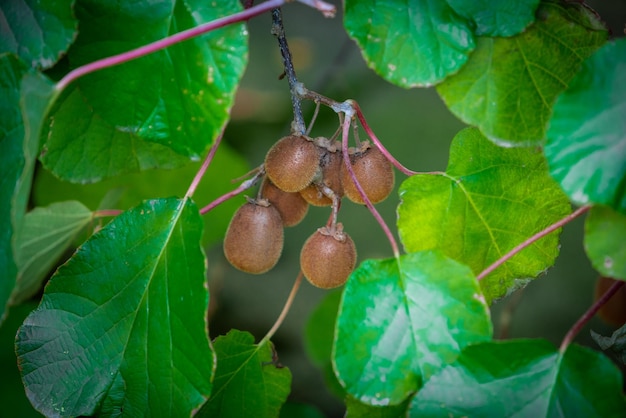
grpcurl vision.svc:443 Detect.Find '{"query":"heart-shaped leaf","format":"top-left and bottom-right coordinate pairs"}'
top-left (446, 0), bottom-right (540, 37)
top-left (545, 38), bottom-right (626, 213)
top-left (584, 206), bottom-right (626, 280)
top-left (333, 251), bottom-right (492, 405)
top-left (397, 127), bottom-right (571, 303)
top-left (16, 198), bottom-right (214, 417)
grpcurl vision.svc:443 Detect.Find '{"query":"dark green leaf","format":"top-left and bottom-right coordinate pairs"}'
top-left (0, 0), bottom-right (77, 69)
top-left (545, 38), bottom-right (626, 213)
top-left (345, 395), bottom-right (409, 418)
top-left (446, 0), bottom-right (539, 37)
top-left (279, 402), bottom-right (325, 418)
top-left (16, 198), bottom-right (214, 417)
top-left (41, 0), bottom-right (248, 182)
top-left (397, 127), bottom-right (571, 303)
top-left (196, 330), bottom-right (291, 418)
top-left (344, 0), bottom-right (475, 87)
top-left (584, 206), bottom-right (626, 280)
top-left (11, 201), bottom-right (93, 305)
top-left (304, 290), bottom-right (345, 399)
top-left (333, 251), bottom-right (492, 405)
top-left (409, 340), bottom-right (626, 417)
top-left (591, 326), bottom-right (626, 365)
top-left (34, 142), bottom-right (248, 247)
top-left (0, 54), bottom-right (55, 323)
top-left (437, 0), bottom-right (607, 146)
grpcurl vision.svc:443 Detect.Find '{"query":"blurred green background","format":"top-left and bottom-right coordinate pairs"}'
top-left (2, 1), bottom-right (625, 417)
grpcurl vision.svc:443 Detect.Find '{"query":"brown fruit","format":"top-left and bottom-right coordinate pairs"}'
top-left (341, 145), bottom-right (394, 204)
top-left (261, 178), bottom-right (309, 227)
top-left (595, 276), bottom-right (626, 326)
top-left (223, 199), bottom-right (284, 274)
top-left (300, 147), bottom-right (344, 207)
top-left (300, 224), bottom-right (357, 289)
top-left (265, 135), bottom-right (320, 192)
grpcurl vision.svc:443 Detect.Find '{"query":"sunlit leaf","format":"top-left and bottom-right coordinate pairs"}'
top-left (16, 198), bottom-right (214, 417)
top-left (409, 340), bottom-right (626, 416)
top-left (33, 142), bottom-right (248, 247)
top-left (11, 201), bottom-right (93, 305)
top-left (584, 206), bottom-right (626, 280)
top-left (333, 251), bottom-right (492, 405)
top-left (0, 54), bottom-right (55, 323)
top-left (196, 330), bottom-right (291, 418)
top-left (545, 38), bottom-right (626, 213)
top-left (397, 127), bottom-right (571, 303)
top-left (41, 0), bottom-right (248, 182)
top-left (446, 0), bottom-right (540, 37)
top-left (0, 0), bottom-right (77, 69)
top-left (437, 0), bottom-right (607, 146)
top-left (344, 0), bottom-right (475, 87)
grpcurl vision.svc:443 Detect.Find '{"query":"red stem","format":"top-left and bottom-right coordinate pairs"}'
top-left (199, 172), bottom-right (262, 215)
top-left (560, 279), bottom-right (625, 353)
top-left (477, 205), bottom-right (591, 281)
top-left (341, 117), bottom-right (400, 257)
top-left (93, 209), bottom-right (122, 218)
top-left (185, 130), bottom-right (223, 199)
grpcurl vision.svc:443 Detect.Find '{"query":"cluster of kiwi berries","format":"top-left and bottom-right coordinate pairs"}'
top-left (223, 134), bottom-right (394, 289)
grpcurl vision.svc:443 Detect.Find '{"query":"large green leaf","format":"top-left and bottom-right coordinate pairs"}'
top-left (446, 0), bottom-right (540, 37)
top-left (196, 330), bottom-right (291, 418)
top-left (345, 396), bottom-right (409, 418)
top-left (41, 0), bottom-right (248, 182)
top-left (437, 0), bottom-right (607, 146)
top-left (545, 38), bottom-right (626, 213)
top-left (343, 0), bottom-right (475, 87)
top-left (397, 127), bottom-right (571, 303)
top-left (33, 142), bottom-right (248, 247)
top-left (0, 54), bottom-right (55, 323)
top-left (333, 251), bottom-right (492, 405)
top-left (16, 198), bottom-right (214, 417)
top-left (584, 206), bottom-right (626, 280)
top-left (0, 0), bottom-right (77, 69)
top-left (11, 201), bottom-right (93, 305)
top-left (409, 340), bottom-right (626, 416)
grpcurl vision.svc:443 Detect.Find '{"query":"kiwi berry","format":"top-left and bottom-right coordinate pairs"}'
top-left (261, 178), bottom-right (309, 227)
top-left (300, 224), bottom-right (356, 289)
top-left (265, 135), bottom-right (320, 192)
top-left (341, 144), bottom-right (394, 204)
top-left (300, 145), bottom-right (344, 207)
top-left (223, 199), bottom-right (284, 274)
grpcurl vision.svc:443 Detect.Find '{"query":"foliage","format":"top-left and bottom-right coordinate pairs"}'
top-left (1, 0), bottom-right (625, 416)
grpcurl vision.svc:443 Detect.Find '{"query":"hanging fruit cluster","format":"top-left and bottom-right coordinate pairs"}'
top-left (223, 133), bottom-right (394, 289)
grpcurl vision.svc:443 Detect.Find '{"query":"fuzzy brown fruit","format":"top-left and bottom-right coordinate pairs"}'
top-left (265, 135), bottom-right (320, 192)
top-left (223, 199), bottom-right (284, 274)
top-left (261, 178), bottom-right (309, 227)
top-left (594, 276), bottom-right (626, 326)
top-left (300, 147), bottom-right (344, 207)
top-left (300, 224), bottom-right (356, 289)
top-left (342, 145), bottom-right (394, 204)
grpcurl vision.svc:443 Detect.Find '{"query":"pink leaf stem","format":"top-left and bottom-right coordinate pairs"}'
top-left (185, 130), bottom-right (224, 199)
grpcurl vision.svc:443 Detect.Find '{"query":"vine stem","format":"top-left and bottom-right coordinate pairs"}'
top-left (55, 0), bottom-right (335, 92)
top-left (185, 130), bottom-right (223, 199)
top-left (198, 170), bottom-right (263, 215)
top-left (559, 279), bottom-right (625, 353)
top-left (476, 205), bottom-right (591, 281)
top-left (260, 271), bottom-right (303, 344)
top-left (341, 116), bottom-right (400, 258)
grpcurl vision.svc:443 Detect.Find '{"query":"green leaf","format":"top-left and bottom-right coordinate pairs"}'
top-left (591, 326), bottom-right (626, 365)
top-left (584, 206), bottom-right (626, 280)
top-left (345, 395), bottom-right (409, 418)
top-left (343, 0), bottom-right (475, 87)
top-left (437, 0), bottom-right (608, 146)
top-left (304, 290), bottom-right (345, 399)
top-left (280, 402), bottom-right (325, 418)
top-left (16, 198), bottom-right (214, 417)
top-left (397, 127), bottom-right (571, 303)
top-left (545, 38), bottom-right (626, 213)
top-left (41, 0), bottom-right (248, 182)
top-left (34, 142), bottom-right (248, 247)
top-left (0, 0), bottom-right (78, 69)
top-left (333, 251), bottom-right (492, 405)
top-left (0, 54), bottom-right (55, 323)
top-left (195, 330), bottom-right (291, 418)
top-left (409, 340), bottom-right (626, 417)
top-left (11, 201), bottom-right (93, 305)
top-left (446, 0), bottom-right (539, 37)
